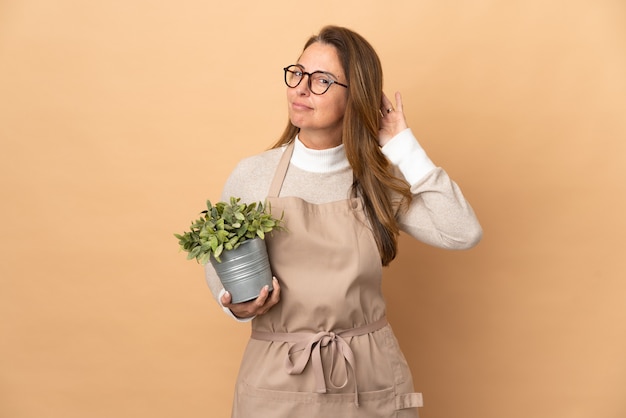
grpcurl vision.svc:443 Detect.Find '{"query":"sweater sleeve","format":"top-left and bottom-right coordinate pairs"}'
top-left (381, 129), bottom-right (483, 249)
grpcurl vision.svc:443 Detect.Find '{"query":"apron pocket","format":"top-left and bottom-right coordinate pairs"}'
top-left (381, 325), bottom-right (415, 387)
top-left (236, 381), bottom-right (399, 418)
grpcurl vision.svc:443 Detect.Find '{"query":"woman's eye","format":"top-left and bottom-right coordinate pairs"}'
top-left (313, 76), bottom-right (331, 85)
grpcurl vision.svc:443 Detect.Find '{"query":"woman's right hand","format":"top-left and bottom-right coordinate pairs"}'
top-left (221, 277), bottom-right (281, 319)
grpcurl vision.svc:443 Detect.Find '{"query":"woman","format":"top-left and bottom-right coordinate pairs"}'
top-left (205, 25), bottom-right (482, 417)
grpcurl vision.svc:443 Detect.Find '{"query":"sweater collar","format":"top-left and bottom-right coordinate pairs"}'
top-left (290, 136), bottom-right (350, 173)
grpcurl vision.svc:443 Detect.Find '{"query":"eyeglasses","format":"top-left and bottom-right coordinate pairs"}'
top-left (283, 65), bottom-right (348, 95)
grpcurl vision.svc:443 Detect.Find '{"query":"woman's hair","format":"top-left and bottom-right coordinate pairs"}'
top-left (272, 25), bottom-right (412, 266)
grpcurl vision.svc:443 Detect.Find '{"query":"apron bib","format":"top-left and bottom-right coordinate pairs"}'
top-left (231, 142), bottom-right (422, 417)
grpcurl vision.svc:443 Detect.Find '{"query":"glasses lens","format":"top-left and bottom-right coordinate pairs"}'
top-left (285, 66), bottom-right (302, 88)
top-left (309, 73), bottom-right (332, 95)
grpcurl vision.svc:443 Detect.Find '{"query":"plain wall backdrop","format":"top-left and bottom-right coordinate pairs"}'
top-left (1, 1), bottom-right (625, 417)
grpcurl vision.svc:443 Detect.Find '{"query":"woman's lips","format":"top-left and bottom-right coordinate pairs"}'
top-left (291, 102), bottom-right (312, 111)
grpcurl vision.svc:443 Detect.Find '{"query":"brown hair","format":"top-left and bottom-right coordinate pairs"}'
top-left (272, 25), bottom-right (412, 265)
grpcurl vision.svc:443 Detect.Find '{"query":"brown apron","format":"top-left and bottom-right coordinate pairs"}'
top-left (231, 142), bottom-right (422, 417)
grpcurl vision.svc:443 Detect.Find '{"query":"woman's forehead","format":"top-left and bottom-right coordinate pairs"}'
top-left (297, 43), bottom-right (344, 77)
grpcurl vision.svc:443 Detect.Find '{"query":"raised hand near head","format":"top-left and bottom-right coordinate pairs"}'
top-left (378, 91), bottom-right (409, 147)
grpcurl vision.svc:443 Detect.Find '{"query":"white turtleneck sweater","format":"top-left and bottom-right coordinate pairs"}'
top-left (206, 128), bottom-right (482, 319)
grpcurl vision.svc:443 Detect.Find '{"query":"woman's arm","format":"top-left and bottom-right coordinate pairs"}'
top-left (380, 93), bottom-right (482, 249)
top-left (382, 129), bottom-right (482, 249)
top-left (203, 151), bottom-right (283, 320)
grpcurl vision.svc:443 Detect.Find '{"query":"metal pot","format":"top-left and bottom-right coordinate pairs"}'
top-left (210, 238), bottom-right (273, 303)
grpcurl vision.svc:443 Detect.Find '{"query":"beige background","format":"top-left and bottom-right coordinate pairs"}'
top-left (1, 1), bottom-right (625, 417)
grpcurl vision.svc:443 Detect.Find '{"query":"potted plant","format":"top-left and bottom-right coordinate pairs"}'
top-left (175, 197), bottom-right (284, 303)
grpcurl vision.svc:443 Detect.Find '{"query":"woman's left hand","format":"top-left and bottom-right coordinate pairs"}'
top-left (378, 91), bottom-right (409, 147)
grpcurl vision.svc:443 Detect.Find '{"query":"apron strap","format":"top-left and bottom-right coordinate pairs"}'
top-left (267, 141), bottom-right (295, 198)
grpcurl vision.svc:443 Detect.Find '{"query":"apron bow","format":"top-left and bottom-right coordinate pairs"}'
top-left (251, 317), bottom-right (388, 407)
top-left (285, 330), bottom-right (357, 397)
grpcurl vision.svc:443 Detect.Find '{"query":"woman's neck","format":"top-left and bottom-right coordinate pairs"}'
top-left (297, 129), bottom-right (342, 150)
top-left (291, 136), bottom-right (349, 173)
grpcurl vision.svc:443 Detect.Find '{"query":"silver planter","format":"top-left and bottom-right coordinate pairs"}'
top-left (210, 238), bottom-right (273, 304)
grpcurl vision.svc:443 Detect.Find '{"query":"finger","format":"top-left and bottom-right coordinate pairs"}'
top-left (221, 290), bottom-right (232, 306)
top-left (381, 92), bottom-right (391, 108)
top-left (394, 91), bottom-right (404, 113)
top-left (381, 93), bottom-right (394, 113)
top-left (254, 284), bottom-right (271, 306)
top-left (267, 277), bottom-right (281, 304)
top-left (253, 290), bottom-right (271, 315)
top-left (257, 278), bottom-right (281, 315)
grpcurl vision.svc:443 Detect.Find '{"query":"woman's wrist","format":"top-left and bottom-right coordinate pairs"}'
top-left (381, 128), bottom-right (436, 185)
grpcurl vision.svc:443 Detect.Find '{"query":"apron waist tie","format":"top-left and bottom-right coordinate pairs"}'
top-left (250, 317), bottom-right (388, 407)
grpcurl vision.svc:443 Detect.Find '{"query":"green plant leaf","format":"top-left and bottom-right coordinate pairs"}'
top-left (199, 252), bottom-right (210, 265)
top-left (176, 196), bottom-right (284, 263)
top-left (209, 235), bottom-right (218, 251)
top-left (189, 246), bottom-right (201, 260)
top-left (214, 244), bottom-right (224, 259)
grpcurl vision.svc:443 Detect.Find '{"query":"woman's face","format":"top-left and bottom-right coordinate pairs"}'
top-left (286, 42), bottom-right (348, 148)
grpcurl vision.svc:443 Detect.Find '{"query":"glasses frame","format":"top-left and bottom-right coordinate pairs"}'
top-left (283, 65), bottom-right (348, 95)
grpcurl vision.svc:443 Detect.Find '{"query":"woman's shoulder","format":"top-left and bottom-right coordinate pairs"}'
top-left (221, 146), bottom-right (285, 202)
top-left (232, 146), bottom-right (284, 174)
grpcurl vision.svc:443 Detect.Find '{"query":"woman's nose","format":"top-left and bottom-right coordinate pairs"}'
top-left (295, 75), bottom-right (311, 96)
